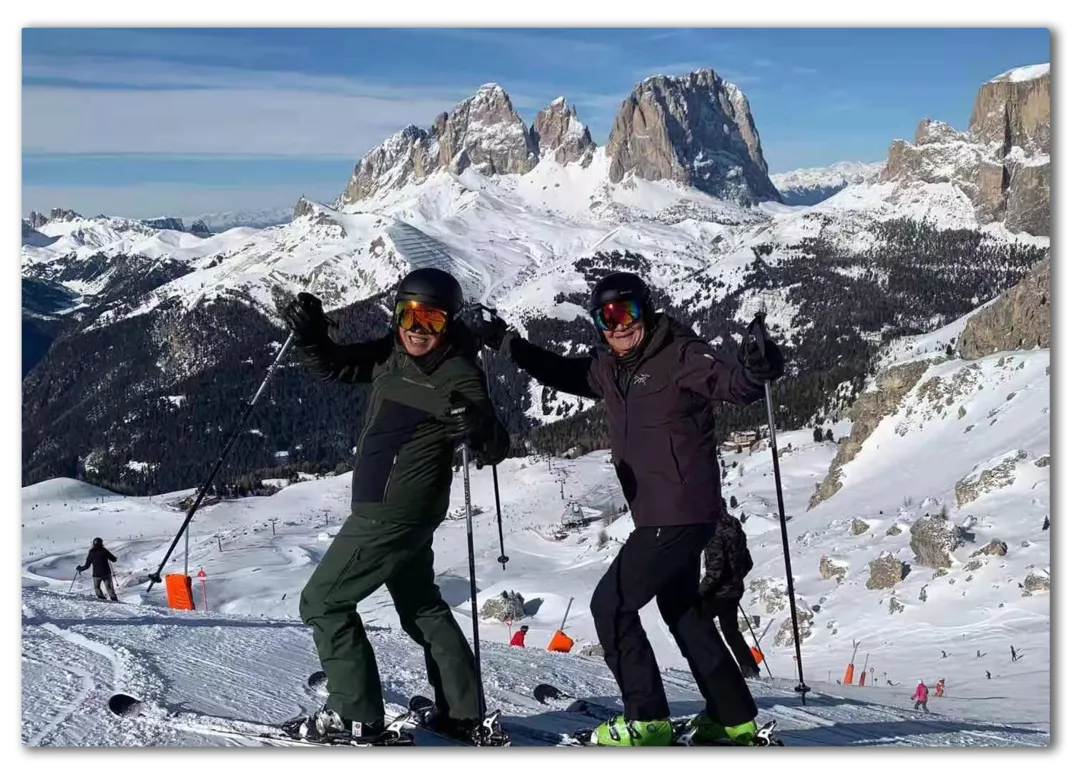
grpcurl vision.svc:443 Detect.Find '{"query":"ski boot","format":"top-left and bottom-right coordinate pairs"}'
top-left (417, 706), bottom-right (511, 746)
top-left (281, 706), bottom-right (401, 745)
top-left (682, 713), bottom-right (782, 746)
top-left (591, 715), bottom-right (674, 746)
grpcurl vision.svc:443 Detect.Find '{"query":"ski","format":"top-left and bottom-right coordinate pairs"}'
top-left (106, 692), bottom-right (415, 747)
top-left (407, 694), bottom-right (511, 746)
top-left (533, 683), bottom-right (623, 720)
top-left (530, 683), bottom-right (784, 746)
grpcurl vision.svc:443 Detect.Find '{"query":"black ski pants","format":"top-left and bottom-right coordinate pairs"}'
top-left (704, 596), bottom-right (759, 672)
top-left (299, 513), bottom-right (479, 725)
top-left (590, 524), bottom-right (758, 725)
top-left (93, 576), bottom-right (118, 601)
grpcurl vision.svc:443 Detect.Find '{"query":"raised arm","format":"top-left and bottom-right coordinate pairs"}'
top-left (505, 337), bottom-right (602, 400)
top-left (675, 335), bottom-right (783, 405)
top-left (294, 335), bottom-right (394, 384)
top-left (466, 307), bottom-right (603, 400)
top-left (283, 292), bottom-right (393, 384)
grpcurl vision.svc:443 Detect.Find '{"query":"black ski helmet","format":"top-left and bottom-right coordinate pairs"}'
top-left (521, 625), bottom-right (529, 632)
top-left (588, 272), bottom-right (652, 313)
top-left (92, 537), bottom-right (103, 547)
top-left (395, 268), bottom-right (464, 316)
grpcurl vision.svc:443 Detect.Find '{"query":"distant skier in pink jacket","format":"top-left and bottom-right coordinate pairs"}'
top-left (912, 680), bottom-right (929, 712)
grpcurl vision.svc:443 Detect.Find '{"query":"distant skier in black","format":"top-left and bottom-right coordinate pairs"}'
top-left (986, 670), bottom-right (992, 680)
top-left (76, 538), bottom-right (118, 601)
top-left (1010, 645), bottom-right (1018, 662)
top-left (976, 650), bottom-right (984, 659)
top-left (700, 507), bottom-right (760, 679)
top-left (941, 650), bottom-right (948, 659)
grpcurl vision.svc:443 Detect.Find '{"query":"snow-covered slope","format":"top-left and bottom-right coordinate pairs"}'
top-left (23, 312), bottom-right (1051, 744)
top-left (771, 161), bottom-right (885, 206)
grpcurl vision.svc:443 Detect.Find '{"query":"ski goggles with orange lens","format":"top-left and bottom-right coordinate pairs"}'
top-left (395, 300), bottom-right (450, 334)
top-left (591, 299), bottom-right (644, 332)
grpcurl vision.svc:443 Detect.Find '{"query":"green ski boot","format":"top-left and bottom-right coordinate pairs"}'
top-left (687, 713), bottom-right (780, 746)
top-left (592, 715), bottom-right (674, 746)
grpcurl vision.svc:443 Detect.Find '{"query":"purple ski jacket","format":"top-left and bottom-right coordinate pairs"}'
top-left (504, 314), bottom-right (765, 528)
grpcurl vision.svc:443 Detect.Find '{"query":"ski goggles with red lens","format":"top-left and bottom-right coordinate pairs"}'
top-left (591, 299), bottom-right (644, 332)
top-left (395, 300), bottom-right (450, 334)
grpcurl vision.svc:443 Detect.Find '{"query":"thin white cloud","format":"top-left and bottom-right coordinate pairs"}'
top-left (793, 66), bottom-right (819, 75)
top-left (753, 58), bottom-right (775, 68)
top-left (22, 56), bottom-right (503, 157)
top-left (22, 85), bottom-right (462, 156)
top-left (22, 182), bottom-right (340, 220)
top-left (22, 56), bottom-right (634, 156)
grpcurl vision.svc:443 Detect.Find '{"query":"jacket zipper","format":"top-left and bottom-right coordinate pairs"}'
top-left (382, 454), bottom-right (399, 501)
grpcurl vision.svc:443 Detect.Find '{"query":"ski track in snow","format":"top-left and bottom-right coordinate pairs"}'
top-left (20, 588), bottom-right (1047, 747)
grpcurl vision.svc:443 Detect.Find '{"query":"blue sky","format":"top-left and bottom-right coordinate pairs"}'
top-left (22, 27), bottom-right (1050, 218)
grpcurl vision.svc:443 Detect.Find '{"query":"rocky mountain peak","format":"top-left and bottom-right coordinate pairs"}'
top-left (532, 97), bottom-right (595, 165)
top-left (970, 63), bottom-right (1050, 153)
top-left (339, 83), bottom-right (540, 205)
top-left (26, 205), bottom-right (83, 226)
top-left (606, 68), bottom-right (782, 205)
top-left (879, 64), bottom-right (1050, 236)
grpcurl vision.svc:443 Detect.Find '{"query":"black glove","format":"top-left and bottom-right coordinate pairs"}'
top-left (282, 292), bottom-right (331, 343)
top-left (467, 306), bottom-right (510, 351)
top-left (739, 336), bottom-right (785, 383)
top-left (445, 393), bottom-right (486, 450)
top-left (739, 315), bottom-right (785, 383)
top-left (75, 565), bottom-right (84, 573)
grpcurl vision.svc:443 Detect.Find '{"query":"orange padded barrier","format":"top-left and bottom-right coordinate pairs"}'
top-left (165, 573), bottom-right (195, 611)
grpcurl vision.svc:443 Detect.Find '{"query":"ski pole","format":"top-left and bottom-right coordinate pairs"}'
top-left (479, 323), bottom-right (508, 570)
top-left (739, 603), bottom-right (773, 679)
top-left (146, 332), bottom-right (296, 593)
top-left (68, 569), bottom-right (82, 594)
top-left (749, 311), bottom-right (810, 703)
top-left (455, 430), bottom-right (487, 718)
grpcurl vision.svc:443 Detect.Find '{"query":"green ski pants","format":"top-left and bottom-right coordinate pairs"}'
top-left (299, 513), bottom-right (479, 724)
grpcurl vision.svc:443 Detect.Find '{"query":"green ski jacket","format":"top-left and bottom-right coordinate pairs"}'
top-left (295, 323), bottom-right (509, 524)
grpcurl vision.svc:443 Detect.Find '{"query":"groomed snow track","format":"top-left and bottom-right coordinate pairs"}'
top-left (387, 221), bottom-right (491, 305)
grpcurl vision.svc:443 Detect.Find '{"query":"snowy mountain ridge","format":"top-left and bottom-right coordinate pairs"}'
top-left (22, 63), bottom-right (1050, 496)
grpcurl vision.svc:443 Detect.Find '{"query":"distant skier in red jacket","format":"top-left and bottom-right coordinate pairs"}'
top-left (510, 625), bottom-right (529, 647)
top-left (912, 680), bottom-right (929, 712)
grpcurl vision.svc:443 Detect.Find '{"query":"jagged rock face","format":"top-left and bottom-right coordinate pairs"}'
top-left (955, 449), bottom-right (1029, 508)
top-left (606, 69), bottom-right (781, 205)
top-left (969, 66), bottom-right (1050, 153)
top-left (819, 555), bottom-right (848, 582)
top-left (747, 577), bottom-right (789, 615)
top-left (1022, 570), bottom-right (1050, 595)
top-left (909, 515), bottom-right (964, 567)
top-left (479, 589), bottom-right (526, 622)
top-left (49, 208), bottom-right (82, 222)
top-left (142, 217), bottom-right (186, 232)
top-left (867, 553), bottom-right (910, 589)
top-left (773, 609), bottom-right (813, 648)
top-left (851, 518), bottom-right (870, 536)
top-left (533, 98), bottom-right (595, 165)
top-left (809, 360), bottom-right (935, 508)
top-left (189, 219), bottom-right (211, 237)
top-left (340, 84), bottom-right (540, 204)
top-left (879, 65), bottom-right (1050, 236)
top-left (26, 206), bottom-right (82, 224)
top-left (957, 260), bottom-right (1050, 359)
top-left (976, 538), bottom-right (1006, 557)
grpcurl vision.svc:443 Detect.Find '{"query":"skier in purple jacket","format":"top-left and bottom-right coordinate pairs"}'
top-left (470, 272), bottom-right (784, 746)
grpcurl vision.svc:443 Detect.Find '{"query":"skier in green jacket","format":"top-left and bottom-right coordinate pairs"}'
top-left (281, 268), bottom-right (509, 744)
